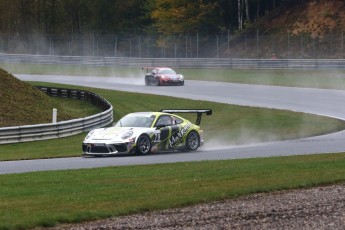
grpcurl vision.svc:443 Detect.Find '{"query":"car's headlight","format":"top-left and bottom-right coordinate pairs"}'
top-left (121, 130), bottom-right (133, 140)
top-left (180, 75), bottom-right (184, 79)
top-left (84, 130), bottom-right (95, 140)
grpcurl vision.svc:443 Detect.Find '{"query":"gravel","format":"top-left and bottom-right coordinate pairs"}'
top-left (44, 184), bottom-right (345, 230)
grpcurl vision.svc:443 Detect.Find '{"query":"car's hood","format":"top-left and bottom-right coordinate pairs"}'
top-left (92, 127), bottom-right (130, 139)
top-left (162, 74), bottom-right (182, 79)
top-left (85, 126), bottom-right (154, 141)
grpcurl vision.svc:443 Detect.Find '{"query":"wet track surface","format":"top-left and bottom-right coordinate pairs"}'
top-left (1, 74), bottom-right (345, 174)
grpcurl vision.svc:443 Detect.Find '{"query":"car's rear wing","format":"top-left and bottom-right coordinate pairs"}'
top-left (160, 109), bottom-right (212, 125)
top-left (142, 67), bottom-right (152, 73)
top-left (142, 66), bottom-right (159, 73)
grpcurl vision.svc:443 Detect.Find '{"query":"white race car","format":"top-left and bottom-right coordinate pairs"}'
top-left (82, 109), bottom-right (212, 156)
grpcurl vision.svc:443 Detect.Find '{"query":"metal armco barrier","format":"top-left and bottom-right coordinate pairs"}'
top-left (0, 87), bottom-right (113, 144)
top-left (1, 53), bottom-right (345, 69)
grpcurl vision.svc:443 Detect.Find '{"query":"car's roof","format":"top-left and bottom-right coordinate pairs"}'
top-left (154, 67), bottom-right (173, 70)
top-left (127, 111), bottom-right (178, 117)
top-left (142, 66), bottom-right (172, 70)
top-left (125, 112), bottom-right (189, 122)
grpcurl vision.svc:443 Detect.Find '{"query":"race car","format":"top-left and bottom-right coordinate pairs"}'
top-left (143, 67), bottom-right (184, 86)
top-left (82, 109), bottom-right (212, 156)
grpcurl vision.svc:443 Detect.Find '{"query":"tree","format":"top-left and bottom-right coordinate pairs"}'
top-left (237, 0), bottom-right (250, 31)
top-left (148, 0), bottom-right (222, 35)
top-left (0, 0), bottom-right (294, 36)
top-left (238, 0), bottom-right (242, 30)
top-left (112, 0), bottom-right (148, 34)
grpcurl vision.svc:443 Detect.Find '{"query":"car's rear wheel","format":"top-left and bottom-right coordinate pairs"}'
top-left (186, 130), bottom-right (200, 151)
top-left (136, 134), bottom-right (151, 155)
top-left (145, 76), bottom-right (150, 86)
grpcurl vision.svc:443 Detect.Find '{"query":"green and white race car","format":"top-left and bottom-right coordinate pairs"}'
top-left (82, 109), bottom-right (212, 156)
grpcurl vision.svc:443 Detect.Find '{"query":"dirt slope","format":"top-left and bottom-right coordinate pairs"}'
top-left (0, 68), bottom-right (72, 127)
top-left (260, 0), bottom-right (345, 37)
top-left (233, 0), bottom-right (345, 58)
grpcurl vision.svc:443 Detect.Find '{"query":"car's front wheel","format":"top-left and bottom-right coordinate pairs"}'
top-left (186, 131), bottom-right (200, 151)
top-left (155, 77), bottom-right (161, 86)
top-left (136, 134), bottom-right (151, 155)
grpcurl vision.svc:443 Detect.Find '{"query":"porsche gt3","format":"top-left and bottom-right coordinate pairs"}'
top-left (82, 109), bottom-right (212, 156)
top-left (143, 67), bottom-right (184, 86)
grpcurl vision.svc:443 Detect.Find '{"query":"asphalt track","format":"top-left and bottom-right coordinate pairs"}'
top-left (1, 74), bottom-right (345, 174)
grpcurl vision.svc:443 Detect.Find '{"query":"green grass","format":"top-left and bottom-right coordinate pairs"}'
top-left (1, 64), bottom-right (345, 229)
top-left (3, 63), bottom-right (345, 89)
top-left (181, 68), bottom-right (345, 89)
top-left (0, 134), bottom-right (85, 160)
top-left (0, 63), bottom-right (140, 78)
top-left (1, 153), bottom-right (345, 229)
top-left (52, 97), bottom-right (101, 117)
top-left (1, 81), bottom-right (344, 161)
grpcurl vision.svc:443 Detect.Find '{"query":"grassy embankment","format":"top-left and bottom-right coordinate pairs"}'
top-left (0, 68), bottom-right (101, 128)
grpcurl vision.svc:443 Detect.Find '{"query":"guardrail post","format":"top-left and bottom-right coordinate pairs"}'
top-left (52, 108), bottom-right (57, 123)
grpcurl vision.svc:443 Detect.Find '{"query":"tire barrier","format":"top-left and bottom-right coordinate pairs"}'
top-left (0, 86), bottom-right (113, 144)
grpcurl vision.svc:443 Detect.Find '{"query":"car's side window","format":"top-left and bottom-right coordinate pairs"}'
top-left (155, 115), bottom-right (170, 127)
top-left (156, 115), bottom-right (180, 127)
top-left (173, 116), bottom-right (183, 124)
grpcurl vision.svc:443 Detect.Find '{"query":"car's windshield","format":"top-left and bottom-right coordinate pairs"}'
top-left (114, 114), bottom-right (155, 127)
top-left (159, 69), bottom-right (176, 75)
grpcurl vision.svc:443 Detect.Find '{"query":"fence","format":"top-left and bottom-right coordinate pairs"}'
top-left (1, 32), bottom-right (345, 59)
top-left (1, 53), bottom-right (345, 69)
top-left (0, 86), bottom-right (113, 144)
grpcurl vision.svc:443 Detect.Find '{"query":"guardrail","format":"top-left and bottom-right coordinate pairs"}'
top-left (1, 53), bottom-right (345, 69)
top-left (0, 86), bottom-right (113, 144)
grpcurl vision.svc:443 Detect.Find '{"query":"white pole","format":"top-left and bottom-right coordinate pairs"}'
top-left (52, 108), bottom-right (57, 123)
top-left (196, 33), bottom-right (199, 58)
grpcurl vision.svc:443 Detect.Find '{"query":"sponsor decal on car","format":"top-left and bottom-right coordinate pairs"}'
top-left (169, 123), bottom-right (192, 148)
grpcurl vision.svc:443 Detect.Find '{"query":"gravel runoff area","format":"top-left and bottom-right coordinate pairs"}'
top-left (43, 184), bottom-right (345, 230)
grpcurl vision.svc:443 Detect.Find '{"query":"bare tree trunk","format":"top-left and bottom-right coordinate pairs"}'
top-left (245, 0), bottom-right (250, 22)
top-left (256, 0), bottom-right (261, 19)
top-left (36, 0), bottom-right (42, 31)
top-left (9, 1), bottom-right (18, 33)
top-left (238, 0), bottom-right (242, 30)
top-left (51, 0), bottom-right (56, 34)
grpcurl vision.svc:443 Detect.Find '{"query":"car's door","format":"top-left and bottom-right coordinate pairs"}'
top-left (150, 68), bottom-right (158, 84)
top-left (154, 115), bottom-right (183, 151)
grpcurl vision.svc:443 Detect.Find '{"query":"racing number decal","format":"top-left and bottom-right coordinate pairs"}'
top-left (153, 133), bottom-right (161, 142)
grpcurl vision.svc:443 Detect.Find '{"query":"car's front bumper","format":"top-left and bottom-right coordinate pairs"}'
top-left (82, 142), bottom-right (135, 156)
top-left (160, 79), bottom-right (184, 85)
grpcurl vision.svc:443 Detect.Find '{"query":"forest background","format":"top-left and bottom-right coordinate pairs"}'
top-left (1, 0), bottom-right (345, 58)
top-left (0, 0), bottom-right (287, 35)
